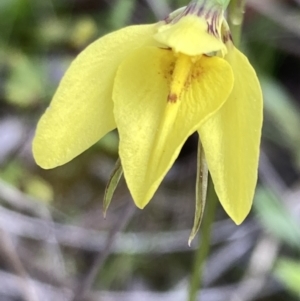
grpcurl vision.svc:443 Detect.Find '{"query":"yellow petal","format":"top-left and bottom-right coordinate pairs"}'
top-left (113, 47), bottom-right (234, 208)
top-left (154, 15), bottom-right (226, 56)
top-left (33, 24), bottom-right (156, 169)
top-left (199, 46), bottom-right (263, 224)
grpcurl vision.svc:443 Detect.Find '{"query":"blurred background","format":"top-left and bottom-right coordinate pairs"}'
top-left (0, 0), bottom-right (300, 300)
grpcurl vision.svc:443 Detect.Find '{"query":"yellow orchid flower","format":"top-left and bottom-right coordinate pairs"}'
top-left (32, 0), bottom-right (263, 225)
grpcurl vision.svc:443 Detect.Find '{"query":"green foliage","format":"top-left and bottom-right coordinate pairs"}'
top-left (262, 77), bottom-right (300, 167)
top-left (216, 0), bottom-right (230, 8)
top-left (5, 52), bottom-right (46, 106)
top-left (275, 258), bottom-right (300, 297)
top-left (109, 0), bottom-right (137, 29)
top-left (255, 188), bottom-right (300, 249)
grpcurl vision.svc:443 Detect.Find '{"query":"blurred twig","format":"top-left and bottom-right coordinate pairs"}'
top-left (0, 269), bottom-right (238, 301)
top-left (0, 205), bottom-right (257, 254)
top-left (0, 118), bottom-right (30, 169)
top-left (0, 229), bottom-right (39, 301)
top-left (89, 284), bottom-right (238, 301)
top-left (71, 201), bottom-right (136, 301)
top-left (259, 150), bottom-right (287, 198)
top-left (0, 178), bottom-right (52, 216)
top-left (204, 236), bottom-right (254, 286)
top-left (0, 270), bottom-right (72, 301)
top-left (229, 234), bottom-right (279, 301)
top-left (0, 179), bottom-right (67, 280)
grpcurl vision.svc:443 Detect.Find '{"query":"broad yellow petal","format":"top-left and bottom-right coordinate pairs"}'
top-left (33, 24), bottom-right (156, 169)
top-left (199, 46), bottom-right (263, 224)
top-left (154, 15), bottom-right (226, 56)
top-left (113, 47), bottom-right (234, 208)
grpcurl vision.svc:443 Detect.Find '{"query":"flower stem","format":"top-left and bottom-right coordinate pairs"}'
top-left (187, 175), bottom-right (218, 301)
top-left (228, 0), bottom-right (246, 46)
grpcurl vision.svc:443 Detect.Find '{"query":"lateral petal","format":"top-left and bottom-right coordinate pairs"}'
top-left (33, 24), bottom-right (156, 169)
top-left (199, 46), bottom-right (263, 224)
top-left (113, 47), bottom-right (234, 208)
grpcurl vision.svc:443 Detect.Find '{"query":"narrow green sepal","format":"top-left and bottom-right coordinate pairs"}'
top-left (215, 0), bottom-right (230, 9)
top-left (190, 0), bottom-right (230, 10)
top-left (165, 6), bottom-right (186, 23)
top-left (188, 137), bottom-right (208, 246)
top-left (103, 158), bottom-right (123, 217)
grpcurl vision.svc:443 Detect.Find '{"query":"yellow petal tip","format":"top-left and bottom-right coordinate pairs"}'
top-left (226, 205), bottom-right (252, 226)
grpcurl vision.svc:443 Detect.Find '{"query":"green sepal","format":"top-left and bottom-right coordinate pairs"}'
top-left (165, 6), bottom-right (186, 23)
top-left (191, 0), bottom-right (230, 10)
top-left (215, 0), bottom-right (230, 9)
top-left (188, 137), bottom-right (208, 246)
top-left (103, 158), bottom-right (123, 217)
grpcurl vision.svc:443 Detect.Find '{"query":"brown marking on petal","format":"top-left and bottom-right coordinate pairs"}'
top-left (205, 8), bottom-right (212, 19)
top-left (168, 93), bottom-right (178, 103)
top-left (184, 78), bottom-right (192, 92)
top-left (205, 11), bottom-right (222, 38)
top-left (159, 47), bottom-right (172, 51)
top-left (162, 61), bottom-right (175, 80)
top-left (222, 32), bottom-right (233, 44)
top-left (184, 62), bottom-right (202, 93)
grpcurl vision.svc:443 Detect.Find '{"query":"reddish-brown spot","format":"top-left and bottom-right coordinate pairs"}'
top-left (168, 93), bottom-right (178, 103)
top-left (162, 62), bottom-right (175, 81)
